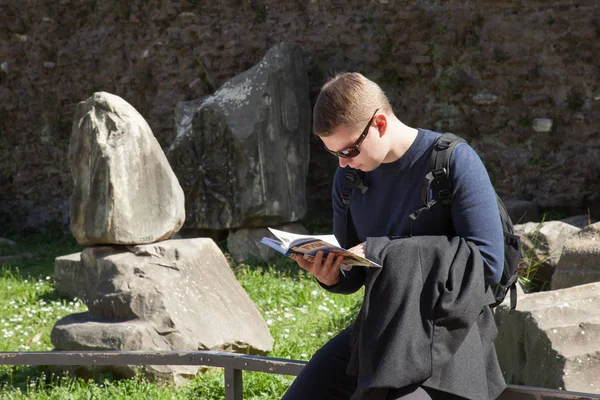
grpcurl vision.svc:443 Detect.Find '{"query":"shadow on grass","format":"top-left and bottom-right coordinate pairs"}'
top-left (0, 364), bottom-right (55, 392)
top-left (0, 232), bottom-right (83, 278)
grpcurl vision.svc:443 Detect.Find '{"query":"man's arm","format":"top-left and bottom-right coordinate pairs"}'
top-left (448, 144), bottom-right (504, 285)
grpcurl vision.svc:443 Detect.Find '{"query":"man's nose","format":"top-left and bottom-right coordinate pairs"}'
top-left (339, 157), bottom-right (352, 168)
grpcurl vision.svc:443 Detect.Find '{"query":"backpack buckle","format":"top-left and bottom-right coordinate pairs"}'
top-left (432, 168), bottom-right (447, 178)
top-left (438, 189), bottom-right (452, 202)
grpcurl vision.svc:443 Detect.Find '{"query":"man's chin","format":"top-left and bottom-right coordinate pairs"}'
top-left (357, 164), bottom-right (376, 172)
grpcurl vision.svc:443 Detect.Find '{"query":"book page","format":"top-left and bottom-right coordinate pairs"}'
top-left (289, 240), bottom-right (375, 269)
top-left (267, 227), bottom-right (340, 249)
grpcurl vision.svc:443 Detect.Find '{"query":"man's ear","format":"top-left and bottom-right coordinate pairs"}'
top-left (375, 113), bottom-right (388, 137)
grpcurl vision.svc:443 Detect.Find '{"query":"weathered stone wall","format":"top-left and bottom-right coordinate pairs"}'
top-left (1, 0), bottom-right (598, 232)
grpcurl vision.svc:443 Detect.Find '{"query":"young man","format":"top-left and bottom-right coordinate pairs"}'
top-left (283, 72), bottom-right (505, 400)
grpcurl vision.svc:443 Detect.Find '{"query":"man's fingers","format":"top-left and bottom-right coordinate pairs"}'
top-left (313, 250), bottom-right (324, 266)
top-left (333, 255), bottom-right (344, 269)
top-left (292, 254), bottom-right (313, 272)
top-left (291, 251), bottom-right (342, 286)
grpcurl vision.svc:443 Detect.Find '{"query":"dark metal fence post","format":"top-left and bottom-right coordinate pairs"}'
top-left (224, 367), bottom-right (243, 400)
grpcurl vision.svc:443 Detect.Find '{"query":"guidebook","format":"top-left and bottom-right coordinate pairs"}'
top-left (260, 227), bottom-right (382, 270)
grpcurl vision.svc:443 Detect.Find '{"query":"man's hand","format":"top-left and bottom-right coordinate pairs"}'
top-left (291, 251), bottom-right (344, 286)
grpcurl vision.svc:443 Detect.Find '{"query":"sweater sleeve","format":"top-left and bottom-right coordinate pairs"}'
top-left (314, 167), bottom-right (367, 294)
top-left (448, 144), bottom-right (504, 285)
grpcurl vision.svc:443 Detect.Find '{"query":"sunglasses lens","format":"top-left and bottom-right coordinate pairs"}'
top-left (341, 148), bottom-right (359, 158)
top-left (325, 146), bottom-right (359, 158)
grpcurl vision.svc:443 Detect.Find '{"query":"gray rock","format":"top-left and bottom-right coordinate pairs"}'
top-left (174, 97), bottom-right (207, 143)
top-left (0, 237), bottom-right (16, 247)
top-left (69, 92), bottom-right (185, 245)
top-left (472, 92), bottom-right (498, 106)
top-left (560, 215), bottom-right (596, 229)
top-left (494, 282), bottom-right (600, 394)
top-left (551, 222), bottom-right (600, 290)
top-left (515, 221), bottom-right (580, 265)
top-left (532, 118), bottom-right (553, 133)
top-left (51, 314), bottom-right (200, 385)
top-left (51, 238), bottom-right (273, 383)
top-left (503, 199), bottom-right (540, 224)
top-left (514, 221), bottom-right (580, 285)
top-left (227, 223), bottom-right (309, 263)
top-left (167, 42), bottom-right (311, 230)
top-left (0, 253), bottom-right (35, 264)
top-left (54, 252), bottom-right (83, 299)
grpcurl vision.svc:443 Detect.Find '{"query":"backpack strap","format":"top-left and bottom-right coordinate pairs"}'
top-left (430, 133), bottom-right (466, 206)
top-left (403, 133), bottom-right (465, 236)
top-left (403, 172), bottom-right (435, 237)
top-left (342, 169), bottom-right (368, 248)
top-left (342, 170), bottom-right (367, 210)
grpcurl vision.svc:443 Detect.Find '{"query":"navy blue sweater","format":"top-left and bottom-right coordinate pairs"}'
top-left (330, 128), bottom-right (504, 290)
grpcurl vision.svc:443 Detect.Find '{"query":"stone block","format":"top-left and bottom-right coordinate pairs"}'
top-left (51, 238), bottom-right (273, 384)
top-left (227, 223), bottom-right (309, 263)
top-left (54, 252), bottom-right (84, 299)
top-left (551, 222), bottom-right (600, 290)
top-left (494, 282), bottom-right (600, 394)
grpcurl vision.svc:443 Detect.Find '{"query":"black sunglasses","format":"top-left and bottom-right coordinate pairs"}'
top-left (325, 109), bottom-right (379, 158)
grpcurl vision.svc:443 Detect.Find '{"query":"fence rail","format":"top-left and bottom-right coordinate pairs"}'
top-left (1, 351), bottom-right (598, 400)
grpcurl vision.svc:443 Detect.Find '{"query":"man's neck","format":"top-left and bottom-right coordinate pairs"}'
top-left (382, 117), bottom-right (419, 163)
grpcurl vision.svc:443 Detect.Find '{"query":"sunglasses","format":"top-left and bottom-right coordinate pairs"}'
top-left (324, 109), bottom-right (379, 158)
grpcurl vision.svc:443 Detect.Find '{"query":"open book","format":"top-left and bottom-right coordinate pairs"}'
top-left (260, 227), bottom-right (381, 269)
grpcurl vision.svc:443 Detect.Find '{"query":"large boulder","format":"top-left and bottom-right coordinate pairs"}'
top-left (551, 221), bottom-right (600, 290)
top-left (227, 223), bottom-right (309, 263)
top-left (514, 220), bottom-right (581, 286)
top-left (494, 282), bottom-right (600, 394)
top-left (51, 238), bottom-right (273, 383)
top-left (69, 92), bottom-right (185, 245)
top-left (167, 42), bottom-right (311, 230)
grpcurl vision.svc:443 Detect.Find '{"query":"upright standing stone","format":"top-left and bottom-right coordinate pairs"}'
top-left (69, 92), bottom-right (185, 245)
top-left (167, 42), bottom-right (311, 230)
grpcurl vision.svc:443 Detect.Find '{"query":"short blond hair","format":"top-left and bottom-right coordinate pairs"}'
top-left (313, 72), bottom-right (393, 137)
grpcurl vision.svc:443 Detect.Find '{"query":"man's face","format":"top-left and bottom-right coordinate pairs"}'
top-left (320, 112), bottom-right (385, 172)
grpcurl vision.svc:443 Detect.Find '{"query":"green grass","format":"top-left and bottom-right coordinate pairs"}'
top-left (0, 231), bottom-right (363, 399)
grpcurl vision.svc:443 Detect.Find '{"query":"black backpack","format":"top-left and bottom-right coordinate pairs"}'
top-left (342, 132), bottom-right (522, 311)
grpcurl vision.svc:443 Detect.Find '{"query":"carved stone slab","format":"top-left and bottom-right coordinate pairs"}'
top-left (167, 42), bottom-right (311, 229)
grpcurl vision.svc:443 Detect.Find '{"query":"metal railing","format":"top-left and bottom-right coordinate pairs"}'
top-left (1, 351), bottom-right (599, 400)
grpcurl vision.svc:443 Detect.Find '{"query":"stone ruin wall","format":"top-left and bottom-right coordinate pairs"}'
top-left (0, 0), bottom-right (598, 232)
